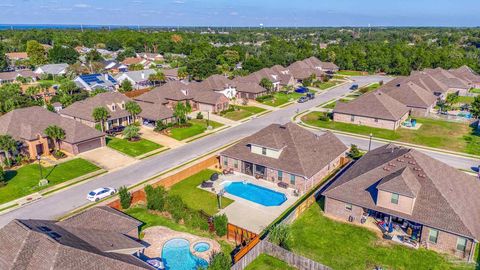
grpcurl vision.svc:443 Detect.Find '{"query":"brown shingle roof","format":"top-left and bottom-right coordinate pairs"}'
top-left (234, 81), bottom-right (268, 94)
top-left (5, 52), bottom-right (28, 60)
top-left (220, 123), bottom-right (347, 178)
top-left (333, 91), bottom-right (410, 121)
top-left (377, 167), bottom-right (421, 198)
top-left (323, 144), bottom-right (480, 240)
top-left (449, 65), bottom-right (480, 84)
top-left (381, 81), bottom-right (437, 109)
top-left (195, 74), bottom-right (234, 91)
top-left (0, 106), bottom-right (104, 143)
top-left (135, 81), bottom-right (194, 104)
top-left (138, 102), bottom-right (174, 121)
top-left (0, 70), bottom-right (37, 81)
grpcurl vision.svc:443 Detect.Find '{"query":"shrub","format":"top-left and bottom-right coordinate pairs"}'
top-left (145, 185), bottom-right (167, 211)
top-left (208, 252), bottom-right (231, 270)
top-left (213, 214), bottom-right (228, 237)
top-left (255, 94), bottom-right (273, 102)
top-left (165, 194), bottom-right (187, 222)
top-left (123, 125), bottom-right (140, 141)
top-left (52, 150), bottom-right (66, 159)
top-left (185, 211), bottom-right (210, 231)
top-left (196, 112), bottom-right (204, 119)
top-left (154, 121), bottom-right (167, 132)
top-left (348, 144), bottom-right (363, 159)
top-left (269, 224), bottom-right (291, 250)
top-left (118, 186), bottom-right (132, 209)
top-left (317, 112), bottom-right (330, 122)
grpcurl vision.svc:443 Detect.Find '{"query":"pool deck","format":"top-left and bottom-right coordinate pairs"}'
top-left (142, 226), bottom-right (221, 262)
top-left (202, 173), bottom-right (298, 234)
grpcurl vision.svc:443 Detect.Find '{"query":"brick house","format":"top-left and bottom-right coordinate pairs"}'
top-left (219, 123), bottom-right (348, 194)
top-left (322, 144), bottom-right (480, 261)
top-left (0, 106), bottom-right (105, 159)
top-left (0, 206), bottom-right (153, 270)
top-left (333, 91), bottom-right (410, 130)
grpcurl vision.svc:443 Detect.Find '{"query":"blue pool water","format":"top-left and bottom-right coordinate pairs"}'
top-left (162, 238), bottom-right (208, 270)
top-left (193, 242), bottom-right (210, 252)
top-left (224, 182), bottom-right (287, 206)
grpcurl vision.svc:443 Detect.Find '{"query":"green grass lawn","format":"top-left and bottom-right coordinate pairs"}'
top-left (168, 119), bottom-right (223, 141)
top-left (106, 137), bottom-right (162, 157)
top-left (337, 70), bottom-right (367, 76)
top-left (219, 106), bottom-right (266, 121)
top-left (469, 88), bottom-right (480, 94)
top-left (258, 92), bottom-right (304, 107)
top-left (289, 202), bottom-right (473, 270)
top-left (302, 112), bottom-right (480, 155)
top-left (168, 169), bottom-right (233, 215)
top-left (358, 82), bottom-right (381, 94)
top-left (245, 254), bottom-right (296, 270)
top-left (456, 96), bottom-right (475, 105)
top-left (314, 80), bottom-right (342, 90)
top-left (0, 158), bottom-right (100, 204)
top-left (124, 206), bottom-right (234, 255)
top-left (323, 101), bottom-right (337, 109)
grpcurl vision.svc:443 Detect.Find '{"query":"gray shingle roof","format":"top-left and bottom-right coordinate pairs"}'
top-left (35, 63), bottom-right (68, 75)
top-left (323, 144), bottom-right (480, 240)
top-left (220, 123), bottom-right (348, 178)
top-left (116, 69), bottom-right (156, 83)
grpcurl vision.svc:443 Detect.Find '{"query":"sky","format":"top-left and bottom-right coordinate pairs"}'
top-left (0, 0), bottom-right (479, 27)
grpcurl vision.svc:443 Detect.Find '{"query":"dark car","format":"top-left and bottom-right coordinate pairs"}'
top-left (298, 96), bottom-right (309, 103)
top-left (350, 84), bottom-right (359, 90)
top-left (106, 125), bottom-right (125, 136)
top-left (306, 92), bottom-right (315, 100)
top-left (295, 87), bottom-right (309, 94)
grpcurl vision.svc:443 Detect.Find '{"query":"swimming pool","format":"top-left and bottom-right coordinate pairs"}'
top-left (223, 181), bottom-right (287, 206)
top-left (162, 238), bottom-right (208, 270)
top-left (193, 242), bottom-right (210, 252)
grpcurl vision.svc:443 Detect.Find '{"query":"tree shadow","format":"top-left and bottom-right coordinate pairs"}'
top-left (3, 170), bottom-right (18, 183)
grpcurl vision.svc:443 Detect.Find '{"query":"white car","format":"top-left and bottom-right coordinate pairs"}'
top-left (87, 187), bottom-right (117, 202)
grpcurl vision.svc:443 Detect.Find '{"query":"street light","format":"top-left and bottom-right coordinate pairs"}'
top-left (368, 133), bottom-right (373, 152)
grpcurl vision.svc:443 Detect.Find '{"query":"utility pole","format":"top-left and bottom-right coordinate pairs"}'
top-left (368, 133), bottom-right (373, 151)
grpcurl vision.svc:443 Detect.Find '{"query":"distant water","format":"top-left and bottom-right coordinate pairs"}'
top-left (0, 24), bottom-right (162, 30)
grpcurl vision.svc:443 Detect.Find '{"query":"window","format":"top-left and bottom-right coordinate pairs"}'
top-left (350, 115), bottom-right (355, 122)
top-left (223, 158), bottom-right (228, 166)
top-left (457, 237), bottom-right (467, 252)
top-left (111, 104), bottom-right (116, 111)
top-left (262, 147), bottom-right (267, 155)
top-left (345, 203), bottom-right (352, 211)
top-left (233, 159), bottom-right (238, 169)
top-left (391, 193), bottom-right (399, 204)
top-left (278, 171), bottom-right (283, 181)
top-left (428, 229), bottom-right (439, 244)
top-left (290, 174), bottom-right (295, 185)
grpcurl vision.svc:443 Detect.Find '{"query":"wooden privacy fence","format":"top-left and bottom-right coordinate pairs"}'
top-left (231, 240), bottom-right (331, 270)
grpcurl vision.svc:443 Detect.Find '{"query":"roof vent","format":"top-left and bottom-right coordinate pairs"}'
top-left (413, 167), bottom-right (422, 171)
top-left (408, 161), bottom-right (416, 165)
top-left (418, 174), bottom-right (426, 178)
top-left (383, 167), bottom-right (390, 171)
top-left (279, 125), bottom-right (287, 129)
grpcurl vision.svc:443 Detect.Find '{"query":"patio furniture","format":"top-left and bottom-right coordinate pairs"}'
top-left (277, 182), bottom-right (288, 189)
top-left (201, 181), bottom-right (213, 188)
top-left (210, 173), bottom-right (219, 181)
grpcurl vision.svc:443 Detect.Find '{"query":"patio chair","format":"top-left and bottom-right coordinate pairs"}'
top-left (201, 181), bottom-right (213, 188)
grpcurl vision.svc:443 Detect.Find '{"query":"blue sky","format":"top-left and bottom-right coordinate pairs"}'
top-left (1, 0), bottom-right (479, 27)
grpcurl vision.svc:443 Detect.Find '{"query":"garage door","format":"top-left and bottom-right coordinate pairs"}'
top-left (77, 138), bottom-right (103, 153)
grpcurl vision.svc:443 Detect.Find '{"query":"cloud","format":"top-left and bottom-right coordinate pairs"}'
top-left (74, 3), bottom-right (91, 8)
top-left (173, 0), bottom-right (185, 4)
top-left (230, 11), bottom-right (239, 16)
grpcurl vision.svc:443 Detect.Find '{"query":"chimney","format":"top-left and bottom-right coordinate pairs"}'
top-left (141, 71), bottom-right (145, 79)
top-left (104, 73), bottom-right (109, 81)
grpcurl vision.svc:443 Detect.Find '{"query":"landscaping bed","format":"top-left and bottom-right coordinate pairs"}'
top-left (106, 137), bottom-right (162, 157)
top-left (0, 158), bottom-right (100, 204)
top-left (256, 92), bottom-right (304, 107)
top-left (219, 106), bottom-right (266, 121)
top-left (288, 202), bottom-right (473, 270)
top-left (245, 254), bottom-right (296, 270)
top-left (301, 112), bottom-right (480, 155)
top-left (167, 119), bottom-right (223, 141)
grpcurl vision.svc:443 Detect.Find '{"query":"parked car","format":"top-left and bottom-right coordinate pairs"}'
top-left (87, 187), bottom-right (117, 202)
top-left (306, 92), bottom-right (315, 100)
top-left (295, 86), bottom-right (309, 94)
top-left (350, 84), bottom-right (359, 90)
top-left (106, 125), bottom-right (125, 136)
top-left (298, 96), bottom-right (309, 103)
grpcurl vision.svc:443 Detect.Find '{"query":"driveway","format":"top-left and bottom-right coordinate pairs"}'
top-left (140, 126), bottom-right (185, 149)
top-left (79, 147), bottom-right (137, 171)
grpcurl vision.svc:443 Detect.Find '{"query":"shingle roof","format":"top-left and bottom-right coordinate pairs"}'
top-left (138, 102), bottom-right (174, 121)
top-left (0, 207), bottom-right (152, 270)
top-left (0, 106), bottom-right (104, 143)
top-left (220, 123), bottom-right (348, 178)
top-left (0, 70), bottom-right (37, 81)
top-left (234, 81), bottom-right (268, 94)
top-left (195, 74), bottom-right (234, 91)
top-left (35, 63), bottom-right (68, 75)
top-left (135, 81), bottom-right (194, 104)
top-left (381, 81), bottom-right (437, 109)
top-left (116, 69), bottom-right (156, 83)
top-left (5, 52), bottom-right (28, 59)
top-left (449, 65), bottom-right (480, 84)
top-left (377, 167), bottom-right (421, 198)
top-left (323, 144), bottom-right (480, 240)
top-left (334, 91), bottom-right (410, 121)
top-left (421, 68), bottom-right (470, 89)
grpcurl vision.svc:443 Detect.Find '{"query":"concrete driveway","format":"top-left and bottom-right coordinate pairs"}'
top-left (140, 127), bottom-right (185, 149)
top-left (79, 147), bottom-right (137, 171)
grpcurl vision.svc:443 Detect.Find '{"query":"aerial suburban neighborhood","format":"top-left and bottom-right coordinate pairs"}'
top-left (0, 1), bottom-right (480, 270)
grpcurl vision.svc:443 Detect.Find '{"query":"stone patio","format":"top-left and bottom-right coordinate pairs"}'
top-left (142, 226), bottom-right (221, 262)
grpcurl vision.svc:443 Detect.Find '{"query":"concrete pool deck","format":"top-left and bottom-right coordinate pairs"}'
top-left (203, 173), bottom-right (298, 234)
top-left (142, 226), bottom-right (221, 262)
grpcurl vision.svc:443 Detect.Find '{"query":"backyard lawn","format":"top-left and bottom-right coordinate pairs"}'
top-left (469, 88), bottom-right (480, 94)
top-left (0, 158), bottom-right (100, 204)
top-left (301, 112), bottom-right (480, 155)
top-left (257, 92), bottom-right (304, 107)
top-left (289, 202), bottom-right (474, 270)
top-left (314, 80), bottom-right (342, 90)
top-left (106, 137), bottom-right (162, 157)
top-left (168, 119), bottom-right (223, 141)
top-left (245, 254), bottom-right (296, 270)
top-left (124, 206), bottom-right (234, 255)
top-left (219, 105), bottom-right (266, 121)
top-left (169, 169), bottom-right (233, 215)
top-left (337, 70), bottom-right (367, 76)
top-left (456, 96), bottom-right (475, 105)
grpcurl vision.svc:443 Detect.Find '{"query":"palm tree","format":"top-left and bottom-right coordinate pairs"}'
top-left (148, 71), bottom-right (166, 86)
top-left (44, 125), bottom-right (66, 153)
top-left (122, 125), bottom-right (140, 141)
top-left (92, 107), bottom-right (109, 132)
top-left (0, 135), bottom-right (17, 167)
top-left (125, 101), bottom-right (142, 124)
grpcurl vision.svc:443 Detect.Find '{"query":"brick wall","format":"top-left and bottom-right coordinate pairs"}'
top-left (324, 197), bottom-right (364, 222)
top-left (334, 112), bottom-right (408, 130)
top-left (421, 225), bottom-right (475, 261)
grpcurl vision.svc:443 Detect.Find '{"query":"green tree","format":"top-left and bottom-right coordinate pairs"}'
top-left (86, 49), bottom-right (103, 62)
top-left (348, 144), bottom-right (363, 159)
top-left (177, 67), bottom-right (188, 80)
top-left (44, 125), bottom-right (66, 153)
top-left (92, 107), bottom-right (109, 132)
top-left (0, 135), bottom-right (17, 167)
top-left (122, 125), bottom-right (140, 141)
top-left (148, 71), bottom-right (166, 86)
top-left (119, 80), bottom-right (133, 93)
top-left (259, 77), bottom-right (274, 93)
top-left (26, 40), bottom-right (47, 66)
top-left (269, 224), bottom-right (291, 250)
top-left (118, 186), bottom-right (132, 209)
top-left (125, 101), bottom-right (142, 122)
top-left (0, 43), bottom-right (8, 71)
top-left (213, 214), bottom-right (228, 237)
top-left (48, 45), bottom-right (79, 64)
top-left (58, 80), bottom-right (78, 95)
top-left (173, 102), bottom-right (190, 125)
top-left (207, 252), bottom-right (231, 270)
top-left (145, 185), bottom-right (167, 211)
top-left (471, 96), bottom-right (480, 119)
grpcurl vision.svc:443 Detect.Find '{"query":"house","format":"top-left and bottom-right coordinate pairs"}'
top-left (303, 56), bottom-right (339, 73)
top-left (0, 70), bottom-right (37, 84)
top-left (236, 68), bottom-right (282, 91)
top-left (121, 57), bottom-right (152, 70)
top-left (287, 60), bottom-right (324, 81)
top-left (5, 52), bottom-right (28, 68)
top-left (0, 206), bottom-right (153, 270)
top-left (420, 68), bottom-right (470, 95)
top-left (322, 144), bottom-right (480, 261)
top-left (115, 69), bottom-right (157, 89)
top-left (137, 52), bottom-right (164, 62)
top-left (34, 63), bottom-right (69, 76)
top-left (102, 60), bottom-right (128, 73)
top-left (74, 73), bottom-right (118, 91)
top-left (135, 81), bottom-right (229, 113)
top-left (219, 123), bottom-right (348, 194)
top-left (0, 106), bottom-right (105, 159)
top-left (195, 74), bottom-right (237, 99)
top-left (381, 80), bottom-right (437, 116)
top-left (235, 81), bottom-right (268, 99)
top-left (333, 91), bottom-right (410, 130)
top-left (449, 65), bottom-right (480, 89)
